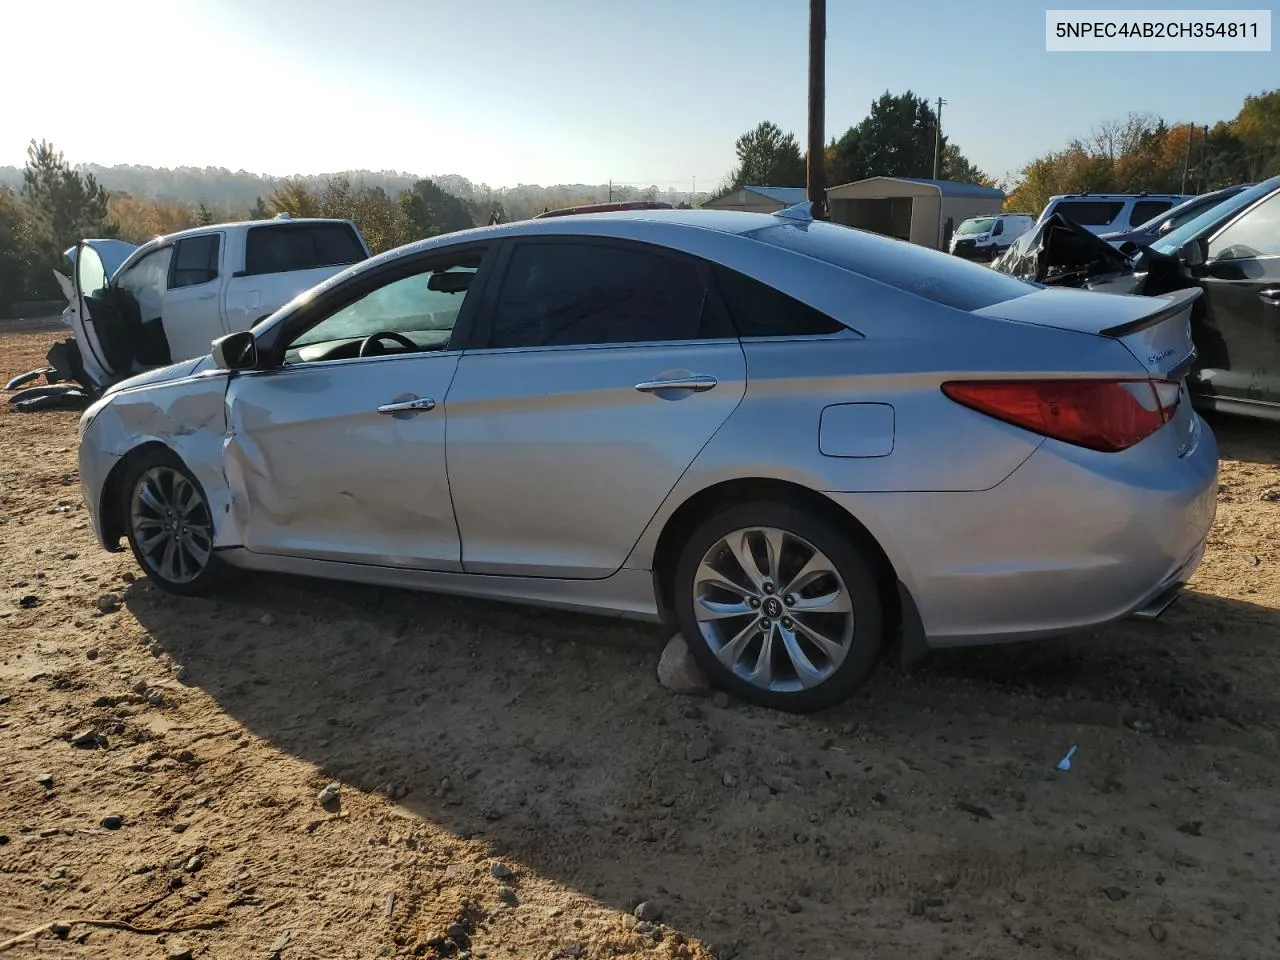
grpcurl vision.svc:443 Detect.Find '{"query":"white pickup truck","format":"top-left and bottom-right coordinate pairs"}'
top-left (47, 214), bottom-right (371, 395)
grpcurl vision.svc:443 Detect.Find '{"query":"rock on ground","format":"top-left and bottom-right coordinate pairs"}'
top-left (657, 634), bottom-right (709, 695)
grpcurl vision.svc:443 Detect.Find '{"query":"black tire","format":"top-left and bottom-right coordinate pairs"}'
top-left (120, 448), bottom-right (231, 596)
top-left (671, 500), bottom-right (886, 713)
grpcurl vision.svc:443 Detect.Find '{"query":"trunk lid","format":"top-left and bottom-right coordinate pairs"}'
top-left (977, 285), bottom-right (1203, 457)
top-left (975, 285), bottom-right (1200, 380)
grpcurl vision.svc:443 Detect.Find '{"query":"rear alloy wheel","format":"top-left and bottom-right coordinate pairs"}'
top-left (673, 501), bottom-right (885, 712)
top-left (121, 451), bottom-right (228, 596)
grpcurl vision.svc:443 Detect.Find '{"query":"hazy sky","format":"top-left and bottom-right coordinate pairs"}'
top-left (3, 0), bottom-right (1275, 188)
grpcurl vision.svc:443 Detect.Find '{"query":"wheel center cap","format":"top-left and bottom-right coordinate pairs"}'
top-left (762, 597), bottom-right (783, 618)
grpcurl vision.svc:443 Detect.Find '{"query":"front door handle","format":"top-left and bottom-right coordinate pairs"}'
top-left (1259, 288), bottom-right (1280, 306)
top-left (634, 375), bottom-right (718, 394)
top-left (377, 397), bottom-right (436, 414)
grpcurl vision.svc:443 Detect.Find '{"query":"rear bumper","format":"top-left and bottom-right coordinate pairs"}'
top-left (826, 416), bottom-right (1219, 649)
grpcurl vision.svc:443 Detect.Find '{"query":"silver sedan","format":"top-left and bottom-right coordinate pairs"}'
top-left (76, 204), bottom-right (1218, 712)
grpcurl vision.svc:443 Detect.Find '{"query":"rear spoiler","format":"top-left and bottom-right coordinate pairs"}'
top-left (1097, 287), bottom-right (1201, 338)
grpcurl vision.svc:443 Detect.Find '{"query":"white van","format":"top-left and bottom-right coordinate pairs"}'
top-left (1036, 193), bottom-right (1194, 236)
top-left (948, 213), bottom-right (1034, 260)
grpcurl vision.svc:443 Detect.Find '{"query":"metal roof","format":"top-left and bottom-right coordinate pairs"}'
top-left (740, 185), bottom-right (810, 205)
top-left (889, 177), bottom-right (1005, 199)
top-left (833, 176), bottom-right (1005, 200)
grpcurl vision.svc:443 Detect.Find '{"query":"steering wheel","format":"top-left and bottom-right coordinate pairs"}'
top-left (358, 331), bottom-right (417, 357)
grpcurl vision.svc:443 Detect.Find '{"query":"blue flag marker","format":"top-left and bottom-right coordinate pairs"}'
top-left (1057, 745), bottom-right (1078, 771)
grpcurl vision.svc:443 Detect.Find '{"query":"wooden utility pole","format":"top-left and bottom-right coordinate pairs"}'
top-left (932, 97), bottom-right (947, 180)
top-left (806, 0), bottom-right (827, 218)
top-left (1181, 123), bottom-right (1194, 193)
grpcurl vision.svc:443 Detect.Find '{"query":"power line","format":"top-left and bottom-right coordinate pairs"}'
top-left (602, 179), bottom-right (719, 186)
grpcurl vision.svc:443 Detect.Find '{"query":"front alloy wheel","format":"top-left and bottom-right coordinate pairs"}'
top-left (120, 450), bottom-right (229, 596)
top-left (130, 466), bottom-right (214, 584)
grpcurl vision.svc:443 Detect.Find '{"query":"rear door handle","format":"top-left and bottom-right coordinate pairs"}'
top-left (634, 375), bottom-right (718, 393)
top-left (1259, 288), bottom-right (1280, 306)
top-left (377, 397), bottom-right (436, 414)
top-left (197, 292), bottom-right (217, 300)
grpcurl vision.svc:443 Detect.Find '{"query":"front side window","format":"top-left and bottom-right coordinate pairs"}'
top-left (1052, 200), bottom-right (1125, 226)
top-left (487, 242), bottom-right (711, 349)
top-left (286, 255), bottom-right (481, 363)
top-left (1208, 191), bottom-right (1280, 262)
top-left (170, 235), bottom-right (220, 289)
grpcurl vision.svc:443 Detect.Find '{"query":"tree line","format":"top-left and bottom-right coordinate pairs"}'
top-left (0, 141), bottom-right (698, 313)
top-left (1005, 89), bottom-right (1279, 214)
top-left (717, 88), bottom-right (1279, 218)
top-left (716, 91), bottom-right (992, 198)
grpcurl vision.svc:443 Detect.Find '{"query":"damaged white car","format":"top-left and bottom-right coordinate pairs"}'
top-left (7, 215), bottom-right (371, 411)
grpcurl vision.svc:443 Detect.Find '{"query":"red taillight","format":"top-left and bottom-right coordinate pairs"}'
top-left (940, 378), bottom-right (1181, 452)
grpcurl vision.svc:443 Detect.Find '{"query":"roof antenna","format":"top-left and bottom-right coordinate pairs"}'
top-left (774, 201), bottom-right (815, 222)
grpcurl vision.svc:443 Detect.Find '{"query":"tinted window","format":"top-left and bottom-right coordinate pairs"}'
top-left (1131, 200), bottom-right (1174, 225)
top-left (1052, 200), bottom-right (1125, 226)
top-left (746, 221), bottom-right (1034, 312)
top-left (1208, 191), bottom-right (1280, 261)
top-left (244, 223), bottom-right (366, 276)
top-left (1167, 196), bottom-right (1221, 230)
top-left (169, 234), bottom-right (219, 289)
top-left (488, 242), bottom-right (711, 348)
top-left (714, 266), bottom-right (844, 337)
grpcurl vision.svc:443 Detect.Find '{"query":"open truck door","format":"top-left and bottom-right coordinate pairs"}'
top-left (67, 239), bottom-right (138, 391)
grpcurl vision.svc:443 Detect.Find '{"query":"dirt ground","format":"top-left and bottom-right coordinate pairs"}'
top-left (2, 320), bottom-right (1278, 960)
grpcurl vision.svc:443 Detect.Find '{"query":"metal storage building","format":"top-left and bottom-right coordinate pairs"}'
top-left (826, 177), bottom-right (1006, 250)
top-left (702, 185), bottom-right (809, 214)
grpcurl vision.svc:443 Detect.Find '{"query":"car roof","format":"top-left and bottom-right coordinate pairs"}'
top-left (294, 207), bottom-right (825, 299)
top-left (138, 217), bottom-right (356, 250)
top-left (401, 208), bottom-right (786, 251)
top-left (1048, 193), bottom-right (1188, 201)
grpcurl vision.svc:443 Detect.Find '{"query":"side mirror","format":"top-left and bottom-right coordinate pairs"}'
top-left (211, 331), bottom-right (258, 371)
top-left (1179, 236), bottom-right (1208, 268)
top-left (1156, 219), bottom-right (1175, 235)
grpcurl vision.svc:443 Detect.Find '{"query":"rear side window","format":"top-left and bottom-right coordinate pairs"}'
top-left (244, 224), bottom-right (365, 276)
top-left (746, 221), bottom-right (1034, 312)
top-left (488, 241), bottom-right (717, 348)
top-left (170, 234), bottom-right (220, 289)
top-left (1052, 200), bottom-right (1125, 226)
top-left (714, 265), bottom-right (845, 337)
top-left (1131, 200), bottom-right (1174, 225)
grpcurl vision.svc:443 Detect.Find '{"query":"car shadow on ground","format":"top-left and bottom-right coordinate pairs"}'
top-left (121, 559), bottom-right (1280, 954)
top-left (1205, 411), bottom-right (1280, 467)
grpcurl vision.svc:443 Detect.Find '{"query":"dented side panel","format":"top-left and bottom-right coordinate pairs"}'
top-left (77, 372), bottom-right (235, 550)
top-left (221, 355), bottom-right (463, 570)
